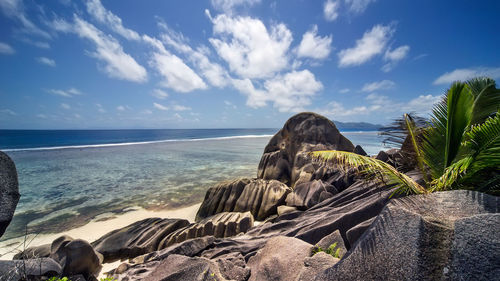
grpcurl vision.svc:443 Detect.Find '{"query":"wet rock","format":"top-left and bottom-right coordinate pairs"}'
top-left (257, 112), bottom-right (354, 187)
top-left (286, 180), bottom-right (338, 210)
top-left (91, 217), bottom-right (189, 262)
top-left (315, 190), bottom-right (500, 281)
top-left (196, 178), bottom-right (291, 221)
top-left (247, 236), bottom-right (313, 281)
top-left (0, 151), bottom-right (20, 238)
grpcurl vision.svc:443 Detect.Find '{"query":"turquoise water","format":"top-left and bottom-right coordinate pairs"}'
top-left (1, 131), bottom-right (384, 240)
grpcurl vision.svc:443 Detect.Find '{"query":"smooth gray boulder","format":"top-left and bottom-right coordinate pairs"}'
top-left (286, 180), bottom-right (338, 210)
top-left (257, 112), bottom-right (354, 187)
top-left (315, 190), bottom-right (500, 281)
top-left (196, 178), bottom-right (291, 221)
top-left (91, 217), bottom-right (189, 262)
top-left (0, 151), bottom-right (20, 238)
top-left (247, 236), bottom-right (313, 281)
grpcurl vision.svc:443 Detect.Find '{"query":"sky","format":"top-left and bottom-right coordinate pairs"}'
top-left (0, 0), bottom-right (499, 129)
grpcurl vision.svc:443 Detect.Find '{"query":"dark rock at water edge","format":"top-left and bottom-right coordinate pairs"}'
top-left (0, 151), bottom-right (20, 238)
top-left (257, 112), bottom-right (354, 187)
top-left (353, 145), bottom-right (367, 156)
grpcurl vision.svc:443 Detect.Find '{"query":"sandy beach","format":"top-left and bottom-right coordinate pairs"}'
top-left (0, 203), bottom-right (201, 276)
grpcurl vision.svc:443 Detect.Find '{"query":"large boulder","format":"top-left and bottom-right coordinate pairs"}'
top-left (257, 112), bottom-right (354, 187)
top-left (0, 151), bottom-right (20, 238)
top-left (286, 180), bottom-right (338, 210)
top-left (91, 218), bottom-right (189, 263)
top-left (196, 179), bottom-right (291, 221)
top-left (158, 212), bottom-right (254, 248)
top-left (0, 258), bottom-right (62, 281)
top-left (297, 252), bottom-right (339, 281)
top-left (315, 190), bottom-right (500, 281)
top-left (247, 236), bottom-right (313, 281)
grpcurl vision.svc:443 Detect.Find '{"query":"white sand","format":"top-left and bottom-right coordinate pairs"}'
top-left (0, 203), bottom-right (201, 276)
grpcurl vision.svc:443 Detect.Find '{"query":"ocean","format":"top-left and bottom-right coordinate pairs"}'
top-left (0, 129), bottom-right (385, 241)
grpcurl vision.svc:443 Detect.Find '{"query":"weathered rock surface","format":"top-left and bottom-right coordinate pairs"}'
top-left (196, 178), bottom-right (291, 221)
top-left (315, 230), bottom-right (347, 258)
top-left (0, 258), bottom-right (62, 281)
top-left (315, 190), bottom-right (500, 281)
top-left (91, 217), bottom-right (190, 263)
top-left (257, 112), bottom-right (354, 187)
top-left (0, 151), bottom-right (20, 238)
top-left (247, 236), bottom-right (313, 281)
top-left (158, 212), bottom-right (254, 248)
top-left (297, 252), bottom-right (339, 281)
top-left (50, 235), bottom-right (103, 279)
top-left (13, 243), bottom-right (51, 260)
top-left (286, 180), bottom-right (338, 210)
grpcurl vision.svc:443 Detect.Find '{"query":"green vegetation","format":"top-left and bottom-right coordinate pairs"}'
top-left (313, 242), bottom-right (342, 258)
top-left (47, 277), bottom-right (115, 281)
top-left (314, 77), bottom-right (500, 195)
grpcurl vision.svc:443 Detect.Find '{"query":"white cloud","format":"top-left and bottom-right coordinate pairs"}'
top-left (172, 105), bottom-right (191, 111)
top-left (297, 25), bottom-right (332, 60)
top-left (73, 16), bottom-right (147, 83)
top-left (382, 45), bottom-right (410, 72)
top-left (152, 89), bottom-right (168, 100)
top-left (209, 14), bottom-right (292, 79)
top-left (433, 67), bottom-right (500, 85)
top-left (159, 24), bottom-right (230, 87)
top-left (150, 52), bottom-right (207, 93)
top-left (96, 103), bottom-right (106, 113)
top-left (224, 100), bottom-right (237, 109)
top-left (36, 57), bottom-right (56, 67)
top-left (19, 38), bottom-right (50, 49)
top-left (0, 42), bottom-right (15, 54)
top-left (338, 24), bottom-right (394, 67)
top-left (339, 88), bottom-right (350, 94)
top-left (116, 105), bottom-right (126, 111)
top-left (233, 69), bottom-right (323, 112)
top-left (210, 0), bottom-right (261, 14)
top-left (0, 109), bottom-right (17, 116)
top-left (324, 0), bottom-right (340, 21)
top-left (345, 0), bottom-right (376, 14)
top-left (362, 80), bottom-right (395, 92)
top-left (60, 103), bottom-right (71, 110)
top-left (153, 102), bottom-right (168, 111)
top-left (402, 94), bottom-right (441, 114)
top-left (0, 0), bottom-right (51, 39)
top-left (85, 0), bottom-right (140, 41)
top-left (47, 88), bottom-right (82, 97)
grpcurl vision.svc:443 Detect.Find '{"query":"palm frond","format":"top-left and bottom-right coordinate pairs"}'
top-left (422, 96), bottom-right (448, 178)
top-left (312, 150), bottom-right (427, 196)
top-left (468, 77), bottom-right (500, 126)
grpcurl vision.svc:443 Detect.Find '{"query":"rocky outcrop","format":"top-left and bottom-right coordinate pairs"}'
top-left (158, 212), bottom-right (254, 248)
top-left (247, 236), bottom-right (313, 281)
top-left (286, 180), bottom-right (338, 210)
top-left (0, 258), bottom-right (62, 281)
top-left (92, 218), bottom-right (190, 263)
top-left (0, 151), bottom-right (20, 238)
top-left (297, 252), bottom-right (339, 281)
top-left (315, 190), bottom-right (500, 281)
top-left (257, 112), bottom-right (354, 187)
top-left (353, 145), bottom-right (367, 156)
top-left (196, 178), bottom-right (291, 221)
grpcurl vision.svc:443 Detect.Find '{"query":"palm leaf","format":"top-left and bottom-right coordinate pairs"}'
top-left (312, 150), bottom-right (427, 196)
top-left (468, 77), bottom-right (500, 126)
top-left (422, 97), bottom-right (448, 178)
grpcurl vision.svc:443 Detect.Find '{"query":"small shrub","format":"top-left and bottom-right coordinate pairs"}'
top-left (313, 242), bottom-right (342, 258)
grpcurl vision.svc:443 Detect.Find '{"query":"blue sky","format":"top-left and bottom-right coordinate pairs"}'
top-left (0, 0), bottom-right (499, 129)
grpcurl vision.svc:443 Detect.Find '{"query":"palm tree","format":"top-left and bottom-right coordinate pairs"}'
top-left (313, 77), bottom-right (500, 196)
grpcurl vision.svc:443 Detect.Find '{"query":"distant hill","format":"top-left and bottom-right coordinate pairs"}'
top-left (333, 120), bottom-right (383, 131)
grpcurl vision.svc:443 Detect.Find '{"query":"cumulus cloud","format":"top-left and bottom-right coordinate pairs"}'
top-left (433, 67), bottom-right (500, 85)
top-left (71, 16), bottom-right (147, 83)
top-left (233, 70), bottom-right (323, 112)
top-left (153, 102), bottom-right (168, 111)
top-left (401, 94), bottom-right (441, 114)
top-left (85, 0), bottom-right (140, 41)
top-left (362, 80), bottom-right (395, 92)
top-left (0, 42), bottom-right (15, 54)
top-left (297, 25), bottom-right (332, 60)
top-left (46, 88), bottom-right (82, 97)
top-left (0, 0), bottom-right (51, 39)
top-left (382, 45), bottom-right (410, 72)
top-left (152, 89), bottom-right (168, 99)
top-left (209, 13), bottom-right (292, 79)
top-left (210, 0), bottom-right (261, 14)
top-left (36, 57), bottom-right (56, 67)
top-left (323, 0), bottom-right (340, 21)
top-left (338, 24), bottom-right (394, 67)
top-left (345, 0), bottom-right (376, 14)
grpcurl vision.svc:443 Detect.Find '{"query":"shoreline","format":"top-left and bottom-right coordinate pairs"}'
top-left (0, 203), bottom-right (201, 262)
